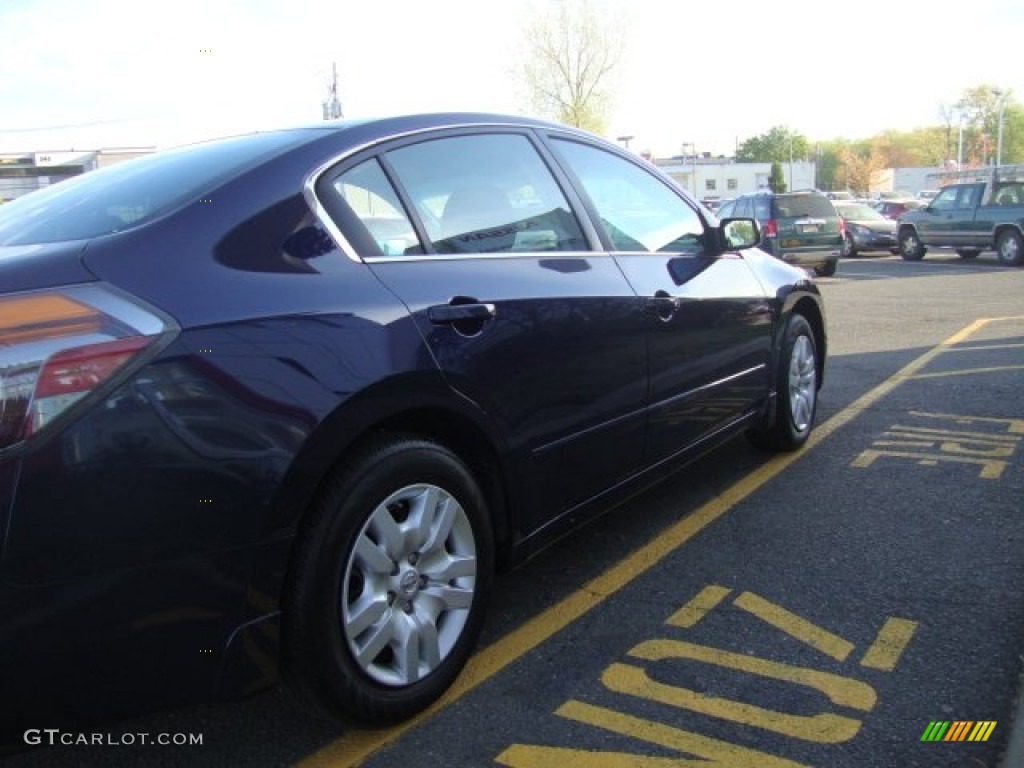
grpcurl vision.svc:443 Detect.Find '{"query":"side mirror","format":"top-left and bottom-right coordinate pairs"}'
top-left (718, 217), bottom-right (760, 251)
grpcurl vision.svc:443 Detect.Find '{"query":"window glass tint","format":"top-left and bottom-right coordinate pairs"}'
top-left (835, 203), bottom-right (885, 221)
top-left (772, 194), bottom-right (836, 219)
top-left (333, 159), bottom-right (422, 256)
top-left (752, 197), bottom-right (771, 219)
top-left (734, 198), bottom-right (752, 218)
top-left (931, 187), bottom-right (959, 211)
top-left (551, 139), bottom-right (706, 254)
top-left (385, 134), bottom-right (587, 255)
top-left (0, 130), bottom-right (313, 246)
top-left (717, 200), bottom-right (735, 218)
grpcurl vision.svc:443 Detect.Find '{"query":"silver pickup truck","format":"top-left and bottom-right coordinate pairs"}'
top-left (896, 167), bottom-right (1024, 266)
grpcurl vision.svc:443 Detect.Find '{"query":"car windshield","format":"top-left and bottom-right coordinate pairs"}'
top-left (772, 194), bottom-right (835, 219)
top-left (835, 204), bottom-right (885, 221)
top-left (0, 130), bottom-right (313, 246)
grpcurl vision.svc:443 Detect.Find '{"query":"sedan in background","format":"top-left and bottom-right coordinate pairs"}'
top-left (872, 198), bottom-right (925, 220)
top-left (833, 201), bottom-right (899, 257)
top-left (0, 113), bottom-right (826, 742)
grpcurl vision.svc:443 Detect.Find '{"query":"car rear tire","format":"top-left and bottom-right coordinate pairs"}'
top-left (747, 314), bottom-right (818, 452)
top-left (815, 260), bottom-right (838, 277)
top-left (282, 435), bottom-right (494, 726)
top-left (898, 228), bottom-right (926, 260)
top-left (841, 233), bottom-right (857, 258)
top-left (956, 249), bottom-right (980, 259)
top-left (996, 230), bottom-right (1023, 266)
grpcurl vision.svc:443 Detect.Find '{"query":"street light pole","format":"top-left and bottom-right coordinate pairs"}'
top-left (681, 142), bottom-right (696, 197)
top-left (789, 137), bottom-right (794, 191)
top-left (956, 106), bottom-right (964, 169)
top-left (996, 96), bottom-right (1007, 168)
top-left (991, 88), bottom-right (1008, 168)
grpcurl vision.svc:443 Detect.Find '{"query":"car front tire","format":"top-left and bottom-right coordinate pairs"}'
top-left (748, 313), bottom-right (818, 452)
top-left (283, 435), bottom-right (494, 726)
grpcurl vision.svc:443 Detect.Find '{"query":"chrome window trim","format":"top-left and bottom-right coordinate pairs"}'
top-left (301, 121), bottom-right (616, 265)
top-left (362, 250), bottom-right (608, 265)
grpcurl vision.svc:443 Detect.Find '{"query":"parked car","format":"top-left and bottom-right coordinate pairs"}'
top-left (0, 113), bottom-right (826, 739)
top-left (717, 189), bottom-right (843, 276)
top-left (872, 199), bottom-right (925, 220)
top-left (897, 174), bottom-right (1024, 264)
top-left (833, 201), bottom-right (899, 257)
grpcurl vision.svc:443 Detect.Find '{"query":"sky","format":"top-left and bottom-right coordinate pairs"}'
top-left (2, 0), bottom-right (1023, 158)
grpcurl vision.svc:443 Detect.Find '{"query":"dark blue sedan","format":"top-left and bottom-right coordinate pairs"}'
top-left (0, 113), bottom-right (826, 738)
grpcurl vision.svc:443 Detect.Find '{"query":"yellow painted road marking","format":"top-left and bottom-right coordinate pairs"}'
top-left (885, 425), bottom-right (1020, 443)
top-left (947, 342), bottom-right (1024, 352)
top-left (296, 316), bottom-right (1006, 768)
top-left (908, 411), bottom-right (1024, 433)
top-left (733, 591), bottom-right (854, 662)
top-left (603, 659), bottom-right (866, 743)
top-left (665, 585), bottom-right (732, 628)
top-left (496, 700), bottom-right (810, 768)
top-left (859, 618), bottom-right (918, 671)
top-left (908, 364), bottom-right (1024, 380)
top-left (625, 639), bottom-right (876, 711)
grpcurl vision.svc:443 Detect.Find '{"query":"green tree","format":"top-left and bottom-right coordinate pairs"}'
top-left (737, 126), bottom-right (809, 164)
top-left (521, 0), bottom-right (623, 133)
top-left (769, 161), bottom-right (787, 193)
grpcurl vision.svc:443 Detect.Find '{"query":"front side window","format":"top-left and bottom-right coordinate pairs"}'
top-left (551, 138), bottom-right (706, 254)
top-left (384, 133), bottom-right (587, 255)
top-left (930, 187), bottom-right (959, 211)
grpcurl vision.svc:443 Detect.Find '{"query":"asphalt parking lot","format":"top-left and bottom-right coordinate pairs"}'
top-left (5, 251), bottom-right (1023, 768)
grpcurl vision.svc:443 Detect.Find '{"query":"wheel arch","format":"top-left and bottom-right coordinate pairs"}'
top-left (271, 380), bottom-right (513, 558)
top-left (780, 290), bottom-right (827, 388)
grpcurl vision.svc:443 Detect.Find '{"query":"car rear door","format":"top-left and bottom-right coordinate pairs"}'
top-left (544, 135), bottom-right (773, 464)
top-left (315, 129), bottom-right (648, 534)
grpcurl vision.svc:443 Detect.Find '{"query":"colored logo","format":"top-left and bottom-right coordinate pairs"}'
top-left (921, 721), bottom-right (997, 742)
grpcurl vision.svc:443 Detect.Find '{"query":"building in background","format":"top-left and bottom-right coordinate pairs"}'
top-left (0, 147), bottom-right (154, 202)
top-left (653, 154), bottom-right (817, 205)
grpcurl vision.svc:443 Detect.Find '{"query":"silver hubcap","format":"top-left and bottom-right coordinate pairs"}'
top-left (342, 483), bottom-right (477, 686)
top-left (1001, 236), bottom-right (1019, 262)
top-left (788, 335), bottom-right (817, 432)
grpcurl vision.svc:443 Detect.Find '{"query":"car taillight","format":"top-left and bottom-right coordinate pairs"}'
top-left (761, 219), bottom-right (778, 238)
top-left (0, 284), bottom-right (176, 450)
top-left (839, 217), bottom-right (846, 236)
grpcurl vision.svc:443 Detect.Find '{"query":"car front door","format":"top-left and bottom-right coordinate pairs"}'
top-left (317, 130), bottom-right (648, 535)
top-left (545, 136), bottom-right (773, 465)
top-left (917, 184), bottom-right (982, 247)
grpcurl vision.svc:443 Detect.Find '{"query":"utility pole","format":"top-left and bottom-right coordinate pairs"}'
top-left (322, 62), bottom-right (343, 120)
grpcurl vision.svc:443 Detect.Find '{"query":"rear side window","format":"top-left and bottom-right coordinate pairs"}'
top-left (772, 194), bottom-right (836, 219)
top-left (0, 131), bottom-right (312, 246)
top-left (331, 159), bottom-right (423, 256)
top-left (384, 133), bottom-right (588, 255)
top-left (551, 138), bottom-right (707, 254)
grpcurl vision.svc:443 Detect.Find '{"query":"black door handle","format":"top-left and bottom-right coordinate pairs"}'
top-left (651, 290), bottom-right (680, 321)
top-left (427, 302), bottom-right (496, 325)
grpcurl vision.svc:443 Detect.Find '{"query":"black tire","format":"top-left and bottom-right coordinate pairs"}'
top-left (748, 314), bottom-right (818, 452)
top-left (282, 435), bottom-right (494, 726)
top-left (815, 260), bottom-right (838, 277)
top-left (841, 232), bottom-right (857, 258)
top-left (898, 227), bottom-right (926, 260)
top-left (956, 249), bottom-right (980, 259)
top-left (996, 229), bottom-right (1024, 266)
